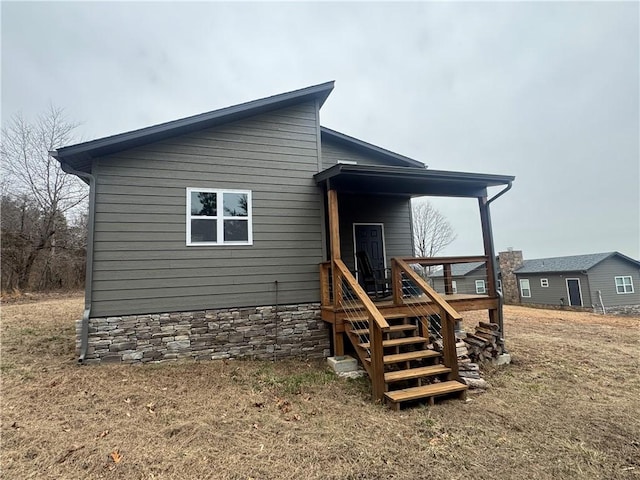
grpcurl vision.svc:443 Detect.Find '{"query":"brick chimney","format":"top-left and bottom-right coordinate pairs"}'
top-left (498, 248), bottom-right (524, 304)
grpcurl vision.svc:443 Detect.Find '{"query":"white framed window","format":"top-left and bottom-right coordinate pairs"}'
top-left (615, 276), bottom-right (634, 294)
top-left (186, 188), bottom-right (253, 246)
top-left (451, 280), bottom-right (458, 294)
top-left (541, 278), bottom-right (549, 288)
top-left (520, 279), bottom-right (531, 298)
top-left (475, 280), bottom-right (486, 294)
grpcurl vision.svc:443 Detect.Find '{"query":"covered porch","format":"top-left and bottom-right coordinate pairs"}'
top-left (314, 163), bottom-right (514, 408)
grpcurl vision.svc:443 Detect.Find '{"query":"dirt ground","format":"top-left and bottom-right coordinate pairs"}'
top-left (1, 296), bottom-right (639, 479)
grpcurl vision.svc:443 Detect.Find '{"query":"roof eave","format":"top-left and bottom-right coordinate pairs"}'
top-left (320, 127), bottom-right (427, 168)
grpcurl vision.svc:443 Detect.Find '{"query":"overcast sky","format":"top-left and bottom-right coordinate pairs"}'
top-left (2, 1), bottom-right (639, 260)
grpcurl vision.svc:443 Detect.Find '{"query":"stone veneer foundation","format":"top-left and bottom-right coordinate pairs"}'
top-left (78, 303), bottom-right (331, 364)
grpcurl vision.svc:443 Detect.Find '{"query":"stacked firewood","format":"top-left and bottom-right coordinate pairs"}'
top-left (456, 341), bottom-right (488, 389)
top-left (461, 322), bottom-right (504, 362)
top-left (427, 336), bottom-right (490, 389)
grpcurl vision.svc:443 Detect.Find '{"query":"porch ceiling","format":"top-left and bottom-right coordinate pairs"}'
top-left (314, 164), bottom-right (514, 198)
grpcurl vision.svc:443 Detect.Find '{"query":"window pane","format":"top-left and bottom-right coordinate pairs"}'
top-left (191, 219), bottom-right (217, 242)
top-left (191, 192), bottom-right (217, 216)
top-left (223, 193), bottom-right (248, 217)
top-left (224, 219), bottom-right (248, 242)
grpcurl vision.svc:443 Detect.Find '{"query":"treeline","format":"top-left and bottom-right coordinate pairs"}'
top-left (1, 106), bottom-right (88, 293)
top-left (1, 195), bottom-right (86, 292)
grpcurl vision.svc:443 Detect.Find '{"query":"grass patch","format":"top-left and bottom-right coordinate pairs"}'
top-left (253, 363), bottom-right (338, 395)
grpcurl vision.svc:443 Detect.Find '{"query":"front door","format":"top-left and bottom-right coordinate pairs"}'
top-left (566, 278), bottom-right (583, 306)
top-left (354, 224), bottom-right (385, 285)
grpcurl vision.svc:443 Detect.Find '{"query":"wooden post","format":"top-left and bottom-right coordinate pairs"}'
top-left (443, 263), bottom-right (453, 295)
top-left (369, 320), bottom-right (386, 402)
top-left (319, 262), bottom-right (331, 306)
top-left (328, 189), bottom-right (344, 356)
top-left (441, 310), bottom-right (459, 380)
top-left (328, 189), bottom-right (341, 307)
top-left (478, 197), bottom-right (499, 325)
top-left (391, 259), bottom-right (403, 306)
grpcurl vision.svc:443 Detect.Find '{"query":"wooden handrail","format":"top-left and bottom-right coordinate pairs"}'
top-left (392, 258), bottom-right (461, 380)
top-left (401, 255), bottom-right (488, 266)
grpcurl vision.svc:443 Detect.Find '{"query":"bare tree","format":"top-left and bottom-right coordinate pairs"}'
top-left (1, 106), bottom-right (87, 290)
top-left (412, 200), bottom-right (456, 276)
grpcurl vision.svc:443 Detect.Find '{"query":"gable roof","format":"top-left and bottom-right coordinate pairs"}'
top-left (515, 252), bottom-right (640, 274)
top-left (430, 262), bottom-right (485, 277)
top-left (51, 81), bottom-right (335, 173)
top-left (320, 127), bottom-right (426, 168)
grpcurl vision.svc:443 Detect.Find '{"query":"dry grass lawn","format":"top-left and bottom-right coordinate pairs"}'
top-left (1, 295), bottom-right (639, 479)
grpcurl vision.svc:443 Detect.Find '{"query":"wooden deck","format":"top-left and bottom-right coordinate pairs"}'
top-left (321, 293), bottom-right (499, 325)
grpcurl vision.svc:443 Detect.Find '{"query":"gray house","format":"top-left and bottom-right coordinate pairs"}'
top-left (429, 262), bottom-right (490, 295)
top-left (509, 252), bottom-right (640, 309)
top-left (53, 81), bottom-right (515, 407)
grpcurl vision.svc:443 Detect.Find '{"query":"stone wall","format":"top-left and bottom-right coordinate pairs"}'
top-left (498, 249), bottom-right (524, 304)
top-left (604, 304), bottom-right (640, 317)
top-left (78, 303), bottom-right (331, 364)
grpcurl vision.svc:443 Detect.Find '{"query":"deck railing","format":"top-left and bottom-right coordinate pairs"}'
top-left (401, 255), bottom-right (494, 297)
top-left (332, 259), bottom-right (389, 401)
top-left (320, 256), bottom-right (493, 388)
top-left (391, 258), bottom-right (462, 379)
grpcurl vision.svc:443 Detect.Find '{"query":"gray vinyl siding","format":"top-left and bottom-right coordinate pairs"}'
top-left (91, 102), bottom-right (323, 317)
top-left (337, 193), bottom-right (413, 272)
top-left (321, 139), bottom-right (398, 168)
top-left (587, 257), bottom-right (640, 306)
top-left (516, 273), bottom-right (592, 306)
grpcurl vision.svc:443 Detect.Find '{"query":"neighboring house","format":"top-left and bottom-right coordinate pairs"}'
top-left (53, 81), bottom-right (515, 406)
top-left (500, 251), bottom-right (640, 308)
top-left (430, 262), bottom-right (489, 295)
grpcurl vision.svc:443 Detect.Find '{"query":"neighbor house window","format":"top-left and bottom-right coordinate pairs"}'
top-left (520, 279), bottom-right (531, 298)
top-left (475, 280), bottom-right (486, 294)
top-left (187, 188), bottom-right (252, 246)
top-left (541, 278), bottom-right (549, 288)
top-left (451, 280), bottom-right (458, 294)
top-left (615, 276), bottom-right (634, 294)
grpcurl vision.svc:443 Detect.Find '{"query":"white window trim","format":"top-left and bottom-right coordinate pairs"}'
top-left (540, 278), bottom-right (549, 288)
top-left (520, 279), bottom-right (531, 298)
top-left (452, 280), bottom-right (458, 294)
top-left (475, 279), bottom-right (486, 294)
top-left (614, 276), bottom-right (634, 294)
top-left (186, 188), bottom-right (253, 246)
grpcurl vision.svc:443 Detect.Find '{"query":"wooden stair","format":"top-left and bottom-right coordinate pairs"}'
top-left (345, 313), bottom-right (467, 410)
top-left (385, 381), bottom-right (468, 411)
